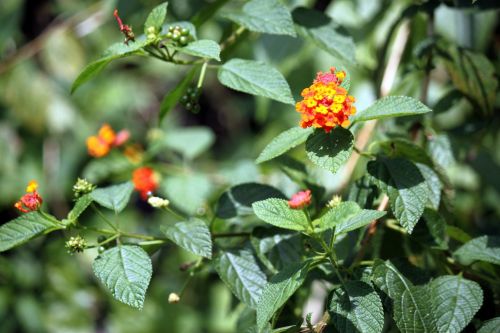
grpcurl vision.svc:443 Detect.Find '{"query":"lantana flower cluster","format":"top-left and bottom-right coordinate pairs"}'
top-left (132, 167), bottom-right (160, 199)
top-left (295, 67), bottom-right (356, 132)
top-left (86, 124), bottom-right (129, 158)
top-left (14, 180), bottom-right (43, 213)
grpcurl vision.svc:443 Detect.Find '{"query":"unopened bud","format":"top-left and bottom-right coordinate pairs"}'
top-left (148, 196), bottom-right (170, 208)
top-left (168, 292), bottom-right (180, 304)
top-left (327, 195), bottom-right (342, 208)
top-left (65, 236), bottom-right (87, 254)
top-left (73, 178), bottom-right (96, 197)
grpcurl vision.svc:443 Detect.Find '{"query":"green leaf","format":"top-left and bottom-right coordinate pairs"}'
top-left (71, 41), bottom-right (145, 93)
top-left (161, 218), bottom-right (212, 258)
top-left (352, 96), bottom-right (431, 123)
top-left (453, 236), bottom-right (500, 266)
top-left (162, 173), bottom-right (212, 215)
top-left (67, 194), bottom-right (93, 222)
top-left (426, 134), bottom-right (455, 169)
top-left (82, 152), bottom-right (133, 183)
top-left (92, 245), bottom-right (152, 309)
top-left (429, 275), bottom-right (483, 333)
top-left (0, 212), bottom-right (59, 252)
top-left (223, 0), bottom-right (296, 37)
top-left (252, 198), bottom-right (309, 231)
top-left (251, 227), bottom-right (303, 273)
top-left (144, 2), bottom-right (168, 34)
top-left (421, 208), bottom-right (448, 250)
top-left (478, 317), bottom-right (500, 333)
top-left (416, 163), bottom-right (442, 210)
top-left (368, 158), bottom-right (428, 233)
top-left (256, 127), bottom-right (314, 164)
top-left (214, 247), bottom-right (267, 308)
top-left (163, 126), bottom-right (215, 159)
top-left (317, 202), bottom-right (386, 234)
top-left (372, 260), bottom-right (432, 333)
top-left (216, 183), bottom-right (286, 219)
top-left (256, 261), bottom-right (309, 331)
top-left (159, 65), bottom-right (199, 121)
top-left (329, 280), bottom-right (384, 333)
top-left (305, 127), bottom-right (354, 174)
top-left (378, 139), bottom-right (434, 166)
top-left (218, 59), bottom-right (294, 105)
top-left (90, 182), bottom-right (134, 214)
top-left (175, 39), bottom-right (221, 61)
top-left (292, 7), bottom-right (355, 63)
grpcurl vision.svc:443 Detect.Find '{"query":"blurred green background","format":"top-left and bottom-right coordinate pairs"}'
top-left (0, 0), bottom-right (498, 332)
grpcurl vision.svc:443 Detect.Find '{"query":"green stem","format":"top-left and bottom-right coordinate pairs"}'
top-left (162, 206), bottom-right (185, 220)
top-left (197, 61), bottom-right (208, 89)
top-left (91, 204), bottom-right (118, 231)
top-left (137, 239), bottom-right (167, 246)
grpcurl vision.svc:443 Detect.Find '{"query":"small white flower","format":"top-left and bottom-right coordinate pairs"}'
top-left (168, 292), bottom-right (180, 304)
top-left (148, 196), bottom-right (170, 208)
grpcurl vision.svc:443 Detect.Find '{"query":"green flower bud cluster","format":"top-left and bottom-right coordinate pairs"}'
top-left (65, 236), bottom-right (87, 254)
top-left (180, 86), bottom-right (201, 113)
top-left (146, 26), bottom-right (159, 42)
top-left (73, 178), bottom-right (96, 198)
top-left (165, 25), bottom-right (192, 47)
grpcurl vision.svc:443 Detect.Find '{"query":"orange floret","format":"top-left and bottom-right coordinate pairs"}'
top-left (132, 167), bottom-right (160, 200)
top-left (15, 181), bottom-right (43, 213)
top-left (295, 67), bottom-right (356, 133)
top-left (86, 135), bottom-right (110, 158)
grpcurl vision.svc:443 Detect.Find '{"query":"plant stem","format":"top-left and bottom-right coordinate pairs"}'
top-left (197, 61), bottom-right (208, 89)
top-left (91, 204), bottom-right (118, 231)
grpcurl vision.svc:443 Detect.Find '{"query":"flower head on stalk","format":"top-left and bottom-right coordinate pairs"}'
top-left (288, 190), bottom-right (312, 210)
top-left (132, 167), bottom-right (160, 200)
top-left (295, 67), bottom-right (356, 132)
top-left (15, 180), bottom-right (43, 213)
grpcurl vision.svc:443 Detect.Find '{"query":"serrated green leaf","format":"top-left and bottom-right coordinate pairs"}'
top-left (352, 96), bottom-right (431, 123)
top-left (256, 127), bottom-right (313, 164)
top-left (67, 194), bottom-right (93, 221)
top-left (251, 227), bottom-right (303, 273)
top-left (256, 261), bottom-right (309, 331)
top-left (252, 198), bottom-right (309, 231)
top-left (90, 182), bottom-right (134, 214)
top-left (421, 208), bottom-right (448, 250)
top-left (175, 39), bottom-right (221, 61)
top-left (223, 0), bottom-right (296, 37)
top-left (368, 158), bottom-right (428, 233)
top-left (214, 247), bottom-right (267, 308)
top-left (0, 212), bottom-right (59, 252)
top-left (92, 245), bottom-right (152, 309)
top-left (159, 65), bottom-right (199, 121)
top-left (427, 134), bottom-right (455, 169)
top-left (144, 2), bottom-right (168, 34)
top-left (71, 41), bottom-right (145, 93)
top-left (429, 275), bottom-right (483, 333)
top-left (329, 280), bottom-right (384, 333)
top-left (453, 236), bottom-right (500, 266)
top-left (162, 173), bottom-right (212, 215)
top-left (305, 127), bottom-right (353, 174)
top-left (416, 163), bottom-right (442, 210)
top-left (478, 317), bottom-right (500, 333)
top-left (315, 201), bottom-right (385, 234)
top-left (163, 126), bottom-right (215, 159)
top-left (218, 59), bottom-right (294, 105)
top-left (161, 218), bottom-right (212, 258)
top-left (292, 7), bottom-right (355, 63)
top-left (446, 225), bottom-right (472, 244)
top-left (216, 183), bottom-right (286, 219)
top-left (378, 139), bottom-right (434, 166)
top-left (372, 260), bottom-right (432, 333)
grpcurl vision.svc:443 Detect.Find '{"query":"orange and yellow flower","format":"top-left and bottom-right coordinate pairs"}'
top-left (132, 167), bottom-right (160, 199)
top-left (86, 124), bottom-right (130, 158)
top-left (15, 180), bottom-right (43, 213)
top-left (295, 67), bottom-right (356, 132)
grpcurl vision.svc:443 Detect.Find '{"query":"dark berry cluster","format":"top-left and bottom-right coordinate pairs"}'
top-left (180, 86), bottom-right (201, 113)
top-left (165, 26), bottom-right (193, 47)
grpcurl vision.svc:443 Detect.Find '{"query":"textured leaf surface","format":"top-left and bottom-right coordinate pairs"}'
top-left (223, 0), bottom-right (296, 37)
top-left (478, 317), bottom-right (500, 333)
top-left (214, 247), bottom-right (267, 308)
top-left (372, 260), bottom-right (432, 333)
top-left (421, 208), bottom-right (448, 250)
top-left (256, 261), bottom-right (309, 331)
top-left (353, 96), bottom-right (431, 123)
top-left (427, 134), bottom-right (455, 169)
top-left (292, 7), bottom-right (355, 62)
top-left (305, 127), bottom-right (353, 174)
top-left (176, 39), bottom-right (221, 61)
top-left (144, 2), bottom-right (168, 33)
top-left (162, 173), bottom-right (212, 215)
top-left (90, 182), bottom-right (134, 213)
top-left (368, 158), bottom-right (428, 233)
top-left (252, 198), bottom-right (309, 231)
top-left (316, 201), bottom-right (385, 234)
top-left (67, 194), bottom-right (94, 221)
top-left (161, 218), bottom-right (212, 258)
top-left (217, 183), bottom-right (286, 219)
top-left (429, 275), bottom-right (483, 333)
top-left (0, 212), bottom-right (58, 252)
top-left (329, 280), bottom-right (384, 333)
top-left (92, 245), bottom-right (152, 309)
top-left (218, 59), bottom-right (294, 105)
top-left (417, 163), bottom-right (442, 210)
top-left (256, 127), bottom-right (313, 164)
top-left (453, 236), bottom-right (500, 266)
